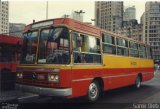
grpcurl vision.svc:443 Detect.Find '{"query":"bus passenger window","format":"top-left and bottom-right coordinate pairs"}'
top-left (139, 45), bottom-right (146, 58)
top-left (74, 52), bottom-right (80, 63)
top-left (102, 33), bottom-right (116, 55)
top-left (103, 44), bottom-right (116, 54)
top-left (73, 52), bottom-right (86, 63)
top-left (129, 41), bottom-right (139, 57)
top-left (117, 47), bottom-right (128, 56)
top-left (116, 38), bottom-right (128, 56)
top-left (73, 32), bottom-right (101, 64)
top-left (72, 32), bottom-right (80, 51)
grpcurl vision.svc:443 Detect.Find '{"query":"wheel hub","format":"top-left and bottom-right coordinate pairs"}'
top-left (89, 83), bottom-right (98, 99)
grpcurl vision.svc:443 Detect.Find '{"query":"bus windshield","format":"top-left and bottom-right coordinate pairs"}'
top-left (21, 31), bottom-right (38, 64)
top-left (21, 27), bottom-right (70, 64)
top-left (38, 27), bottom-right (70, 64)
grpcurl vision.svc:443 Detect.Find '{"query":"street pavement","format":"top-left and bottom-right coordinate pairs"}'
top-left (1, 70), bottom-right (160, 109)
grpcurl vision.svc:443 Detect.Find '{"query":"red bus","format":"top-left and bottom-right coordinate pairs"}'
top-left (16, 18), bottom-right (154, 102)
top-left (0, 35), bottom-right (22, 91)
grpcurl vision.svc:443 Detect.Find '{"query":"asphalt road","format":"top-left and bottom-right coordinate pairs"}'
top-left (1, 71), bottom-right (160, 109)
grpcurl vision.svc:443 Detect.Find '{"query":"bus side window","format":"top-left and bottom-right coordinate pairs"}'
top-left (116, 38), bottom-right (128, 56)
top-left (72, 32), bottom-right (81, 63)
top-left (72, 32), bottom-right (80, 52)
top-left (139, 44), bottom-right (146, 58)
top-left (73, 32), bottom-right (101, 64)
top-left (129, 41), bottom-right (139, 57)
top-left (102, 33), bottom-right (116, 55)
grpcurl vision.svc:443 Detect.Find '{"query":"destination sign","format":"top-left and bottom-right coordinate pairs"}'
top-left (32, 21), bottom-right (53, 28)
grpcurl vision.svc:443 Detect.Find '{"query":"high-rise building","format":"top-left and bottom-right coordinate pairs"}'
top-left (121, 19), bottom-right (143, 41)
top-left (141, 12), bottom-right (145, 42)
top-left (140, 12), bottom-right (145, 25)
top-left (124, 6), bottom-right (136, 21)
top-left (143, 1), bottom-right (160, 61)
top-left (9, 23), bottom-right (26, 37)
top-left (95, 1), bottom-right (123, 32)
top-left (0, 1), bottom-right (9, 34)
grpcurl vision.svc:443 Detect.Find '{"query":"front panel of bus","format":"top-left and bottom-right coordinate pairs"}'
top-left (16, 26), bottom-right (73, 97)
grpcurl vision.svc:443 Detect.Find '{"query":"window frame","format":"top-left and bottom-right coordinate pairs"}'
top-left (129, 41), bottom-right (139, 57)
top-left (102, 33), bottom-right (116, 55)
top-left (116, 37), bottom-right (129, 56)
top-left (139, 44), bottom-right (146, 58)
top-left (72, 31), bottom-right (102, 64)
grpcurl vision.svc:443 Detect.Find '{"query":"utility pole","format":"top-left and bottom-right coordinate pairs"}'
top-left (46, 1), bottom-right (48, 19)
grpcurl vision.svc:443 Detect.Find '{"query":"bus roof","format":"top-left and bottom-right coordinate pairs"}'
top-left (24, 18), bottom-right (101, 37)
top-left (0, 35), bottom-right (23, 45)
top-left (24, 18), bottom-right (149, 46)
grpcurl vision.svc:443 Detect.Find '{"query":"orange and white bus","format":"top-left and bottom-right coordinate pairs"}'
top-left (16, 18), bottom-right (154, 102)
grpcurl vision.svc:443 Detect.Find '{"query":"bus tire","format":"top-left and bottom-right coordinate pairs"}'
top-left (135, 75), bottom-right (141, 89)
top-left (87, 80), bottom-right (100, 102)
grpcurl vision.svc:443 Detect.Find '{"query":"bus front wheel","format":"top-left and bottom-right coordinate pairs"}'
top-left (87, 81), bottom-right (100, 102)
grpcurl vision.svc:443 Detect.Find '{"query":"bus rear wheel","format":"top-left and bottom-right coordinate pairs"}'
top-left (87, 81), bottom-right (100, 102)
top-left (135, 76), bottom-right (141, 89)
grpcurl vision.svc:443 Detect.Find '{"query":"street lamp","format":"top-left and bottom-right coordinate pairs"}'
top-left (46, 1), bottom-right (48, 19)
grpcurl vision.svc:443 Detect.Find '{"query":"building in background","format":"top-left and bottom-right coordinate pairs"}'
top-left (95, 1), bottom-right (123, 32)
top-left (131, 24), bottom-right (143, 41)
top-left (9, 23), bottom-right (26, 37)
top-left (141, 12), bottom-right (145, 42)
top-left (71, 10), bottom-right (84, 22)
top-left (0, 1), bottom-right (9, 34)
top-left (142, 1), bottom-right (160, 61)
top-left (121, 19), bottom-right (143, 41)
top-left (62, 10), bottom-right (84, 22)
top-left (124, 6), bottom-right (136, 21)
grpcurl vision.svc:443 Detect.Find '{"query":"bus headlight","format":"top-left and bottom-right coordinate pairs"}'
top-left (16, 72), bottom-right (23, 79)
top-left (48, 73), bottom-right (59, 82)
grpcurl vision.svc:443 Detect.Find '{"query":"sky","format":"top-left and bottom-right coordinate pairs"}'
top-left (9, 0), bottom-right (147, 25)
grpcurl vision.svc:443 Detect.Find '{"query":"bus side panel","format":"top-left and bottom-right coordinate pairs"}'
top-left (103, 55), bottom-right (154, 90)
top-left (72, 79), bottom-right (92, 98)
top-left (60, 69), bottom-right (72, 87)
top-left (142, 69), bottom-right (154, 82)
top-left (103, 77), bottom-right (111, 91)
top-left (71, 68), bottom-right (103, 98)
top-left (104, 68), bottom-right (137, 90)
top-left (103, 55), bottom-right (136, 89)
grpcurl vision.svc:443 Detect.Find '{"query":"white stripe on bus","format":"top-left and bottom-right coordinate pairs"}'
top-left (72, 72), bottom-right (153, 82)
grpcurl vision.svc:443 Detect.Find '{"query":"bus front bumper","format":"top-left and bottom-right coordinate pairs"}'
top-left (15, 84), bottom-right (72, 97)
